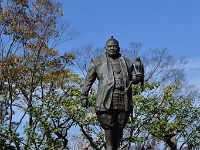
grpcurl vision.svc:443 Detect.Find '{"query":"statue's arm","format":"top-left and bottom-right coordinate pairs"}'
top-left (81, 61), bottom-right (97, 107)
top-left (125, 63), bottom-right (144, 92)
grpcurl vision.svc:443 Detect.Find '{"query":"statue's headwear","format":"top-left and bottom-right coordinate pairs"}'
top-left (105, 36), bottom-right (119, 47)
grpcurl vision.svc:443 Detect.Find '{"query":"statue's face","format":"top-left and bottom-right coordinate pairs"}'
top-left (105, 40), bottom-right (120, 57)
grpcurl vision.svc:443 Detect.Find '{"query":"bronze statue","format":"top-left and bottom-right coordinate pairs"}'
top-left (81, 36), bottom-right (144, 150)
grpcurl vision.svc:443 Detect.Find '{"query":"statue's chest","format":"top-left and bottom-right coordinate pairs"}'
top-left (110, 59), bottom-right (122, 75)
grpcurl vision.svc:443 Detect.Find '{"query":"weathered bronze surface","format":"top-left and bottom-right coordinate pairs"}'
top-left (81, 36), bottom-right (144, 150)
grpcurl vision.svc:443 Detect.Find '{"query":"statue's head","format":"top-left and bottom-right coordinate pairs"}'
top-left (105, 36), bottom-right (120, 57)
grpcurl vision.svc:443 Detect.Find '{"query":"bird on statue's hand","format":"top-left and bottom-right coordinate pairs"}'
top-left (135, 57), bottom-right (144, 74)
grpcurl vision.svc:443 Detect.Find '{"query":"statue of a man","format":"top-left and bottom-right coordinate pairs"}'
top-left (81, 36), bottom-right (144, 150)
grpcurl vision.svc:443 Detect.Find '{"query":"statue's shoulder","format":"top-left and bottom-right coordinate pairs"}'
top-left (122, 56), bottom-right (132, 64)
top-left (92, 55), bottom-right (105, 64)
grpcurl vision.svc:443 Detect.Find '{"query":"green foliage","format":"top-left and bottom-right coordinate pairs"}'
top-left (125, 81), bottom-right (200, 149)
top-left (0, 138), bottom-right (16, 150)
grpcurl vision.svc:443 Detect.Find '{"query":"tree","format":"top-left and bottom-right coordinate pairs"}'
top-left (126, 82), bottom-right (200, 150)
top-left (71, 44), bottom-right (104, 76)
top-left (0, 0), bottom-right (80, 149)
top-left (125, 48), bottom-right (200, 150)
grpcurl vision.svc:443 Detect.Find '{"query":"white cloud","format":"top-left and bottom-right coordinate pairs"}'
top-left (185, 56), bottom-right (200, 89)
top-left (185, 56), bottom-right (200, 69)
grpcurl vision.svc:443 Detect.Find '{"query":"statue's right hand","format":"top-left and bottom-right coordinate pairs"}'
top-left (81, 97), bottom-right (88, 108)
top-left (136, 73), bottom-right (144, 82)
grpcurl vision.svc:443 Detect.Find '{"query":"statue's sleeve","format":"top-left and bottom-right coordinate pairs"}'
top-left (81, 60), bottom-right (97, 98)
top-left (131, 64), bottom-right (139, 84)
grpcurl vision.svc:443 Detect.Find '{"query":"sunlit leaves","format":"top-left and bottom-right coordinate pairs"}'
top-left (1, 0), bottom-right (69, 44)
top-left (127, 81), bottom-right (200, 149)
top-left (0, 0), bottom-right (78, 149)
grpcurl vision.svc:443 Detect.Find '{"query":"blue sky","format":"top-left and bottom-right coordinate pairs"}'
top-left (59, 0), bottom-right (200, 88)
